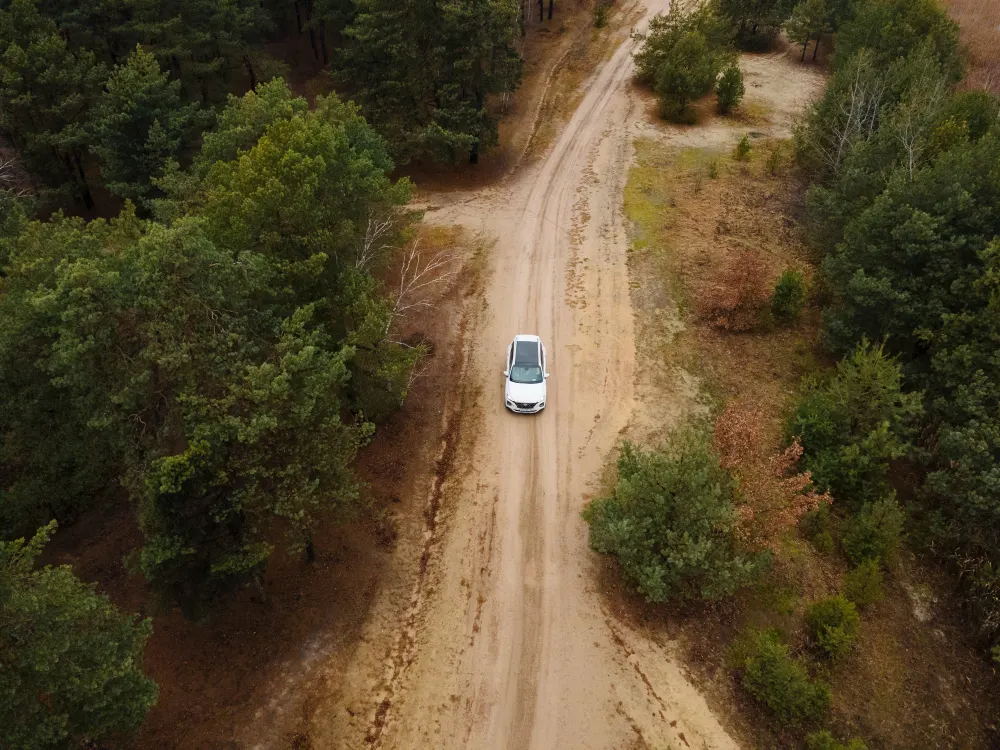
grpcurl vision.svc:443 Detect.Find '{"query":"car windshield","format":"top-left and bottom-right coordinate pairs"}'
top-left (510, 365), bottom-right (543, 384)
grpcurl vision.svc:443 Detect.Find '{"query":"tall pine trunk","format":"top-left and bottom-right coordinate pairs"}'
top-left (72, 150), bottom-right (94, 210)
top-left (245, 54), bottom-right (257, 89)
top-left (548, 0), bottom-right (553, 20)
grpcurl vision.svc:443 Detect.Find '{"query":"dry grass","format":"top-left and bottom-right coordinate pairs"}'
top-left (942, 0), bottom-right (1000, 94)
top-left (622, 136), bottom-right (1000, 750)
top-left (626, 137), bottom-right (822, 444)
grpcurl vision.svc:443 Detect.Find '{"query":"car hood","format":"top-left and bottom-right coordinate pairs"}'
top-left (506, 380), bottom-right (546, 403)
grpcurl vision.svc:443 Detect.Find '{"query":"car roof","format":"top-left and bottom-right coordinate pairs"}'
top-left (513, 334), bottom-right (541, 342)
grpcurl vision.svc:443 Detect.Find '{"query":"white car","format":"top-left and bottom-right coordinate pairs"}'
top-left (504, 334), bottom-right (548, 413)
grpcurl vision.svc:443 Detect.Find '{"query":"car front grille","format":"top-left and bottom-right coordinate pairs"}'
top-left (515, 402), bottom-right (536, 410)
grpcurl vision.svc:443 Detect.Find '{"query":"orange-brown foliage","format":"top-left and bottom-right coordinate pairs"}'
top-left (700, 249), bottom-right (772, 331)
top-left (714, 402), bottom-right (831, 550)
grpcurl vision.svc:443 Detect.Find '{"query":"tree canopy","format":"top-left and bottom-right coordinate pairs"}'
top-left (0, 82), bottom-right (418, 615)
top-left (796, 0), bottom-right (1000, 656)
top-left (0, 522), bottom-right (158, 749)
top-left (336, 0), bottom-right (523, 163)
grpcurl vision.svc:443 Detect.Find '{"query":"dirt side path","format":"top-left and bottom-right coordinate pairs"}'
top-left (310, 2), bottom-right (741, 748)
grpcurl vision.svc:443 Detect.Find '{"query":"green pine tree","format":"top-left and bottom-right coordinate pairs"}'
top-left (338, 0), bottom-right (522, 163)
top-left (786, 0), bottom-right (832, 61)
top-left (90, 45), bottom-right (202, 205)
top-left (0, 522), bottom-right (158, 749)
top-left (0, 0), bottom-right (106, 207)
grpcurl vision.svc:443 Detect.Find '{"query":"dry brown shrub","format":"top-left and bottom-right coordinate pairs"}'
top-left (700, 248), bottom-right (772, 331)
top-left (714, 402), bottom-right (831, 551)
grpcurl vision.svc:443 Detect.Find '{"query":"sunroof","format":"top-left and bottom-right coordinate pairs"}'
top-left (514, 340), bottom-right (538, 366)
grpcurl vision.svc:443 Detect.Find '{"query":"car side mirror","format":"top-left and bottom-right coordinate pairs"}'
top-left (544, 372), bottom-right (550, 378)
top-left (504, 370), bottom-right (509, 377)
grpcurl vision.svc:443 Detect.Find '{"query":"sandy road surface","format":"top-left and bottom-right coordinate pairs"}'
top-left (309, 2), bottom-right (742, 748)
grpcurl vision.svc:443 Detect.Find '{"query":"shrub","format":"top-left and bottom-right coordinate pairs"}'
top-left (737, 628), bottom-right (830, 725)
top-left (594, 1), bottom-right (609, 27)
top-left (789, 339), bottom-right (922, 510)
top-left (714, 403), bottom-right (831, 551)
top-left (813, 530), bottom-right (836, 556)
top-left (806, 729), bottom-right (870, 750)
top-left (734, 134), bottom-right (752, 160)
top-left (701, 249), bottom-right (771, 331)
top-left (583, 428), bottom-right (767, 603)
top-left (771, 269), bottom-right (808, 323)
top-left (708, 159), bottom-right (719, 178)
top-left (806, 595), bottom-right (860, 659)
top-left (843, 558), bottom-right (884, 609)
top-left (767, 145), bottom-right (783, 174)
top-left (716, 65), bottom-right (745, 114)
top-left (842, 495), bottom-right (905, 565)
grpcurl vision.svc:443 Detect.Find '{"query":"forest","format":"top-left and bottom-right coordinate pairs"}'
top-left (3, 0), bottom-right (1000, 746)
top-left (0, 0), bottom-right (526, 746)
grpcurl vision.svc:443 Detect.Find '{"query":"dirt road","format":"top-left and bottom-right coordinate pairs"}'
top-left (309, 2), bottom-right (741, 748)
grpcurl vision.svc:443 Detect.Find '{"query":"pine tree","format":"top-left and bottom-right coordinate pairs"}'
top-left (0, 522), bottom-right (158, 749)
top-left (0, 0), bottom-right (106, 207)
top-left (786, 0), bottom-right (832, 62)
top-left (338, 0), bottom-right (522, 163)
top-left (90, 46), bottom-right (202, 205)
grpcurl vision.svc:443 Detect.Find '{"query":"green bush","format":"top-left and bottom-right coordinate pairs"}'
top-left (772, 269), bottom-right (808, 323)
top-left (789, 339), bottom-right (922, 510)
top-left (734, 134), bottom-right (752, 160)
top-left (842, 495), bottom-right (905, 565)
top-left (716, 64), bottom-right (745, 114)
top-left (583, 429), bottom-right (768, 603)
top-left (806, 729), bottom-right (870, 750)
top-left (801, 504), bottom-right (837, 555)
top-left (806, 595), bottom-right (861, 659)
top-left (594, 1), bottom-right (609, 27)
top-left (737, 628), bottom-right (830, 725)
top-left (843, 558), bottom-right (884, 609)
top-left (767, 145), bottom-right (783, 174)
top-left (813, 530), bottom-right (836, 556)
